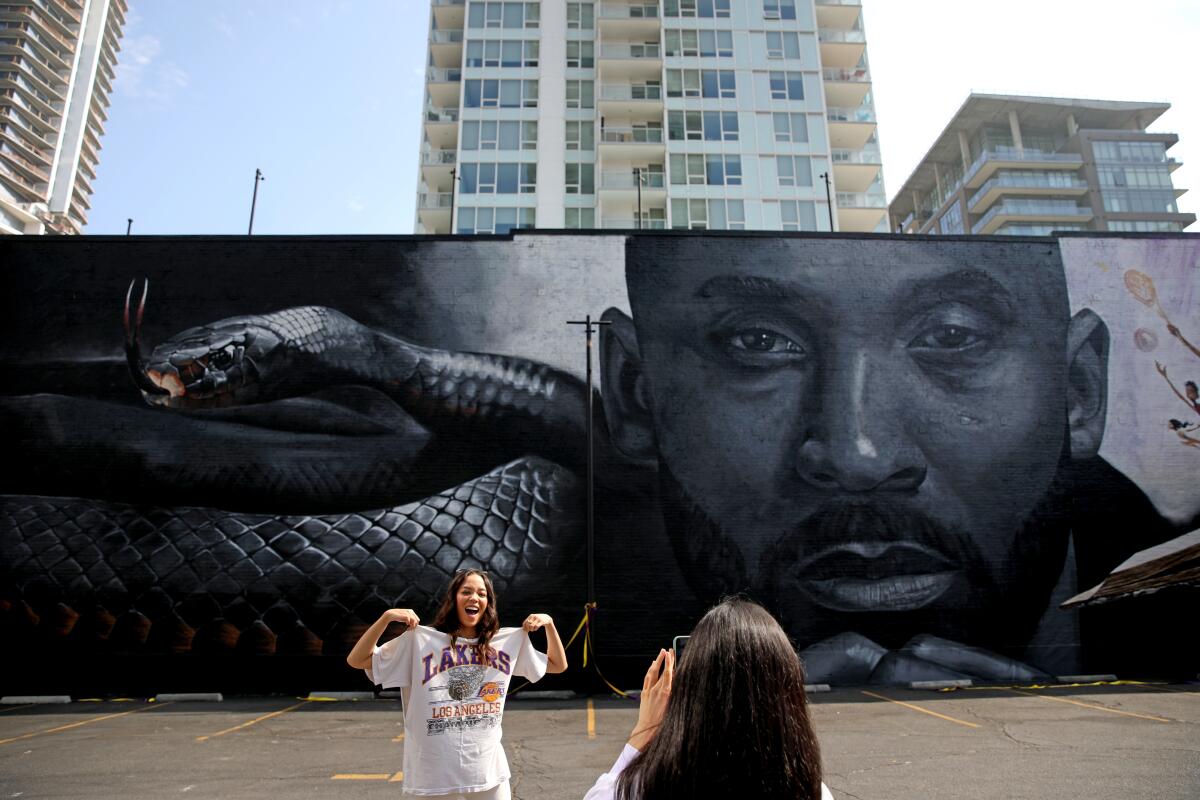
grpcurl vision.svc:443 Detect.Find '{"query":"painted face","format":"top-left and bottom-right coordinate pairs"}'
top-left (1186, 383), bottom-right (1198, 402)
top-left (455, 573), bottom-right (489, 633)
top-left (624, 238), bottom-right (1077, 651)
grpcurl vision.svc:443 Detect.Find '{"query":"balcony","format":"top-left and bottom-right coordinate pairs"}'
top-left (822, 66), bottom-right (870, 107)
top-left (425, 66), bottom-right (461, 107)
top-left (815, 0), bottom-right (862, 30)
top-left (420, 149), bottom-right (457, 167)
top-left (420, 149), bottom-right (456, 193)
top-left (417, 190), bottom-right (453, 233)
top-left (600, 127), bottom-right (665, 161)
top-left (598, 82), bottom-right (662, 115)
top-left (601, 218), bottom-right (667, 230)
top-left (818, 27), bottom-right (866, 68)
top-left (430, 29), bottom-right (463, 69)
top-left (962, 148), bottom-right (1084, 190)
top-left (597, 3), bottom-right (660, 36)
top-left (971, 199), bottom-right (1093, 235)
top-left (431, 0), bottom-right (465, 30)
top-left (835, 192), bottom-right (887, 233)
top-left (826, 105), bottom-right (876, 150)
top-left (967, 173), bottom-right (1090, 214)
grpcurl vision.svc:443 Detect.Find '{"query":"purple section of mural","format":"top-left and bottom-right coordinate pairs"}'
top-left (0, 233), bottom-right (1195, 692)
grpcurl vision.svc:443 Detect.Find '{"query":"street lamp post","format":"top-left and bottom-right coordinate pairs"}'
top-left (635, 167), bottom-right (643, 230)
top-left (248, 168), bottom-right (265, 235)
top-left (125, 218), bottom-right (132, 235)
top-left (566, 314), bottom-right (611, 605)
top-left (449, 168), bottom-right (459, 234)
top-left (818, 171), bottom-right (834, 231)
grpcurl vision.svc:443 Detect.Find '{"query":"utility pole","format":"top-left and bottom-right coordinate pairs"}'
top-left (635, 167), bottom-right (643, 230)
top-left (449, 168), bottom-right (458, 234)
top-left (818, 171), bottom-right (834, 231)
top-left (125, 218), bottom-right (132, 235)
top-left (248, 168), bottom-right (265, 235)
top-left (566, 314), bottom-right (612, 605)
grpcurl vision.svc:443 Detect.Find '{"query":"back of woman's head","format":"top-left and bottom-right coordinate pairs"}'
top-left (617, 598), bottom-right (822, 800)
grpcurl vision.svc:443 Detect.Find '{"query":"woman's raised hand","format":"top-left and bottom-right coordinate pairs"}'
top-left (629, 648), bottom-right (674, 751)
top-left (523, 613), bottom-right (552, 632)
top-left (383, 608), bottom-right (420, 628)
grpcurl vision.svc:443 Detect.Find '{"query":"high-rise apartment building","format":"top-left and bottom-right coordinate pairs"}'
top-left (416, 0), bottom-right (886, 234)
top-left (889, 94), bottom-right (1195, 236)
top-left (0, 0), bottom-right (126, 235)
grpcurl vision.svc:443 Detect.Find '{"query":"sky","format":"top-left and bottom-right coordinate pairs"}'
top-left (85, 0), bottom-right (1200, 234)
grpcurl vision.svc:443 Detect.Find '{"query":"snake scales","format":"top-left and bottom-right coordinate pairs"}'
top-left (0, 301), bottom-right (589, 656)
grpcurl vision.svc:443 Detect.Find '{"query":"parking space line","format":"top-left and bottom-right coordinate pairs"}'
top-left (0, 702), bottom-right (172, 746)
top-left (195, 700), bottom-right (308, 742)
top-left (0, 704), bottom-right (35, 714)
top-left (587, 698), bottom-right (596, 739)
top-left (389, 771), bottom-right (404, 782)
top-left (860, 691), bottom-right (979, 729)
top-left (1007, 689), bottom-right (1172, 722)
top-left (1131, 684), bottom-right (1200, 697)
top-left (392, 732), bottom-right (405, 742)
top-left (332, 773), bottom-right (392, 780)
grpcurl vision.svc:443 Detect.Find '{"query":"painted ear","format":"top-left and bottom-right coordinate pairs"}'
top-left (599, 307), bottom-right (657, 464)
top-left (1066, 308), bottom-right (1108, 459)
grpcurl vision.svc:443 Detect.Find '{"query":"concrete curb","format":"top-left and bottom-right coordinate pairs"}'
top-left (307, 691), bottom-right (377, 701)
top-left (1, 695), bottom-right (71, 704)
top-left (804, 684), bottom-right (831, 693)
top-left (909, 679), bottom-right (973, 690)
top-left (1056, 674), bottom-right (1117, 683)
top-left (155, 693), bottom-right (223, 702)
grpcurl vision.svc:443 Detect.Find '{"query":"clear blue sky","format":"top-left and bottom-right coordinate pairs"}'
top-left (87, 0), bottom-right (1198, 234)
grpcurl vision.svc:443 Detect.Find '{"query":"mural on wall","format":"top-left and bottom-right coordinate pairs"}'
top-left (0, 233), bottom-right (1196, 689)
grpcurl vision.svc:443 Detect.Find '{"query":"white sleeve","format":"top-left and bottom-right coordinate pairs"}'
top-left (366, 627), bottom-right (416, 689)
top-left (821, 782), bottom-right (835, 800)
top-left (582, 744), bottom-right (640, 800)
top-left (512, 628), bottom-right (549, 682)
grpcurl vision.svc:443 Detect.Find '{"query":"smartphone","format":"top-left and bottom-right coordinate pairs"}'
top-left (671, 635), bottom-right (689, 661)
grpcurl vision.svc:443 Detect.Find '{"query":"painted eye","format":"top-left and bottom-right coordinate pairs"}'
top-left (729, 328), bottom-right (804, 354)
top-left (910, 325), bottom-right (985, 351)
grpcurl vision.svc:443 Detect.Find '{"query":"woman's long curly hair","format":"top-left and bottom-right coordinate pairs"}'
top-left (430, 569), bottom-right (500, 658)
top-left (616, 598), bottom-right (823, 800)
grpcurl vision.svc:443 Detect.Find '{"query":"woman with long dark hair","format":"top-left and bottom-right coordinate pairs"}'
top-left (347, 568), bottom-right (567, 799)
top-left (584, 597), bottom-right (832, 799)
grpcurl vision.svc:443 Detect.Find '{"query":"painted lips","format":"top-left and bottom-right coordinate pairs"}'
top-left (795, 542), bottom-right (961, 612)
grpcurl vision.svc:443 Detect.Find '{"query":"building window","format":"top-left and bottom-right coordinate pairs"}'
top-left (567, 2), bottom-right (594, 29)
top-left (468, 1), bottom-right (540, 29)
top-left (566, 120), bottom-right (595, 150)
top-left (665, 29), bottom-right (733, 57)
top-left (772, 112), bottom-right (809, 142)
top-left (457, 206), bottom-right (536, 235)
top-left (459, 163), bottom-right (536, 194)
top-left (669, 155), bottom-right (741, 186)
top-left (462, 121), bottom-right (537, 152)
top-left (765, 31), bottom-right (801, 60)
top-left (1092, 140), bottom-right (1168, 163)
top-left (768, 71), bottom-right (804, 100)
top-left (776, 155), bottom-right (813, 187)
top-left (465, 40), bottom-right (538, 67)
top-left (565, 208), bottom-right (596, 228)
top-left (668, 110), bottom-right (703, 141)
top-left (671, 198), bottom-right (744, 229)
top-left (566, 79), bottom-right (595, 109)
top-left (664, 0), bottom-right (731, 18)
top-left (566, 41), bottom-right (594, 69)
top-left (763, 0), bottom-right (797, 20)
top-left (1102, 190), bottom-right (1179, 214)
top-left (776, 200), bottom-right (817, 231)
top-left (1106, 220), bottom-right (1183, 232)
top-left (566, 163), bottom-right (595, 194)
top-left (938, 200), bottom-right (964, 235)
top-left (667, 69), bottom-right (735, 98)
top-left (464, 79), bottom-right (538, 108)
top-left (703, 110), bottom-right (739, 141)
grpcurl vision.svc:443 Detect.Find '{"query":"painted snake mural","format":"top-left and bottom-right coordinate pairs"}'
top-left (0, 282), bottom-right (589, 656)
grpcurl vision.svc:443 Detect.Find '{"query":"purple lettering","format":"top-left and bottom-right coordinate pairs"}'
top-left (440, 648), bottom-right (455, 673)
top-left (498, 651), bottom-right (511, 675)
top-left (485, 647), bottom-right (498, 669)
top-left (469, 646), bottom-right (482, 665)
top-left (455, 644), bottom-right (470, 666)
top-left (422, 653), bottom-right (436, 684)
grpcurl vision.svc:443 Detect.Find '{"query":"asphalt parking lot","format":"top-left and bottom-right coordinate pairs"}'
top-left (1, 683), bottom-right (1197, 799)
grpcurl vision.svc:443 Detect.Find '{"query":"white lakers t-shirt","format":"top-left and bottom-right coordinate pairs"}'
top-left (366, 625), bottom-right (548, 796)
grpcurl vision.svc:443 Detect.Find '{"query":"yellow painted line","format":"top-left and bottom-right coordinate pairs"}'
top-left (389, 771), bottom-right (404, 782)
top-left (1008, 689), bottom-right (1172, 722)
top-left (392, 733), bottom-right (405, 742)
top-left (332, 773), bottom-right (391, 781)
top-left (860, 690), bottom-right (979, 729)
top-left (587, 698), bottom-right (596, 739)
top-left (0, 702), bottom-right (171, 746)
top-left (0, 704), bottom-right (35, 714)
top-left (195, 700), bottom-right (308, 742)
top-left (1132, 684), bottom-right (1200, 697)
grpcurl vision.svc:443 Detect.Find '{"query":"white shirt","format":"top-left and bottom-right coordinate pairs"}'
top-left (583, 744), bottom-right (836, 800)
top-left (367, 625), bottom-right (548, 796)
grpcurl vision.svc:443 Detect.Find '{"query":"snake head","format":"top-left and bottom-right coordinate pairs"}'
top-left (124, 279), bottom-right (291, 408)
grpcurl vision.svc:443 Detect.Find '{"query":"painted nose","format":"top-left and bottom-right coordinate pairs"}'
top-left (796, 350), bottom-right (926, 493)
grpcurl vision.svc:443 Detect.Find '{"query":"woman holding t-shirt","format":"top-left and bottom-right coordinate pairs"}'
top-left (347, 568), bottom-right (567, 799)
top-left (584, 598), bottom-right (834, 800)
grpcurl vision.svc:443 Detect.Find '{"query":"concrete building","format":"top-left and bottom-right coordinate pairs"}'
top-left (0, 0), bottom-right (127, 235)
top-left (416, 0), bottom-right (886, 234)
top-left (889, 94), bottom-right (1195, 236)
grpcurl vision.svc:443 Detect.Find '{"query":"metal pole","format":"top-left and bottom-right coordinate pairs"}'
top-left (248, 168), bottom-right (265, 235)
top-left (125, 218), bottom-right (132, 235)
top-left (635, 168), bottom-right (643, 230)
top-left (819, 171), bottom-right (834, 231)
top-left (449, 168), bottom-right (457, 234)
top-left (566, 315), bottom-right (611, 605)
